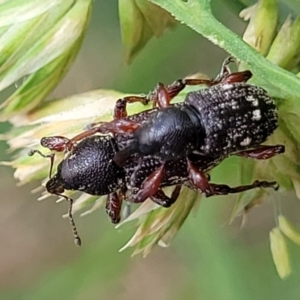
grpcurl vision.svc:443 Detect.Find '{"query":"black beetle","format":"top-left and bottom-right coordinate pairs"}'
top-left (65, 57), bottom-right (283, 203)
top-left (30, 58), bottom-right (285, 245)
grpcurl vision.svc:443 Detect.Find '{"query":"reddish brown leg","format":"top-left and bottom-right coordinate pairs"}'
top-left (213, 56), bottom-right (252, 84)
top-left (108, 76), bottom-right (217, 114)
top-left (152, 83), bottom-right (172, 108)
top-left (39, 131), bottom-right (98, 153)
top-left (98, 58), bottom-right (249, 123)
top-left (164, 72), bottom-right (251, 98)
top-left (150, 185), bottom-right (182, 207)
top-left (235, 145), bottom-right (285, 160)
top-left (149, 58), bottom-right (251, 108)
top-left (41, 118), bottom-right (141, 154)
top-left (132, 163), bottom-right (166, 203)
top-left (152, 79), bottom-right (218, 108)
top-left (70, 119), bottom-right (140, 145)
top-left (208, 180), bottom-right (278, 196)
top-left (113, 57), bottom-right (244, 113)
top-left (160, 57), bottom-right (236, 103)
top-left (148, 78), bottom-right (218, 109)
top-left (114, 96), bottom-right (150, 119)
top-left (106, 192), bottom-right (122, 224)
top-left (187, 159), bottom-right (214, 197)
top-left (188, 179), bottom-right (278, 198)
top-left (220, 70), bottom-right (252, 84)
top-left (40, 136), bottom-right (70, 151)
top-left (39, 136), bottom-right (78, 153)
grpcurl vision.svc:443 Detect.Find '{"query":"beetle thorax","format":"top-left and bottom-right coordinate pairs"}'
top-left (133, 106), bottom-right (204, 160)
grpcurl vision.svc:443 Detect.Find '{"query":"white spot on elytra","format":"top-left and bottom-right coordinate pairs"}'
top-left (221, 83), bottom-right (232, 90)
top-left (252, 109), bottom-right (261, 120)
top-left (240, 137), bottom-right (252, 146)
top-left (246, 95), bottom-right (255, 101)
top-left (246, 95), bottom-right (259, 106)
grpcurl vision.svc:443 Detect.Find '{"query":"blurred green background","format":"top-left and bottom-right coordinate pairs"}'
top-left (1, 1), bottom-right (300, 300)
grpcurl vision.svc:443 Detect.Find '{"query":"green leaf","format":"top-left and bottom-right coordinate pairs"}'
top-left (267, 15), bottom-right (300, 70)
top-left (135, 0), bottom-right (177, 36)
top-left (118, 187), bottom-right (200, 256)
top-left (270, 227), bottom-right (291, 279)
top-left (279, 215), bottom-right (300, 246)
top-left (0, 0), bottom-right (64, 26)
top-left (240, 0), bottom-right (278, 55)
top-left (0, 0), bottom-right (92, 117)
top-left (119, 0), bottom-right (176, 63)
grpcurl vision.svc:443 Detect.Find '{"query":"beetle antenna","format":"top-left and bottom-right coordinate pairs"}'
top-left (57, 193), bottom-right (81, 246)
top-left (28, 149), bottom-right (55, 178)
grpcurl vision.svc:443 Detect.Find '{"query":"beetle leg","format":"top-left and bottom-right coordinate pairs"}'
top-left (187, 178), bottom-right (278, 197)
top-left (131, 163), bottom-right (166, 203)
top-left (166, 58), bottom-right (238, 97)
top-left (140, 82), bottom-right (172, 109)
top-left (149, 79), bottom-right (215, 109)
top-left (157, 78), bottom-right (215, 107)
top-left (94, 119), bottom-right (141, 134)
top-left (150, 80), bottom-right (210, 108)
top-left (187, 158), bottom-right (214, 197)
top-left (106, 192), bottom-right (122, 224)
top-left (208, 180), bottom-right (279, 196)
top-left (219, 70), bottom-right (252, 84)
top-left (213, 56), bottom-right (252, 84)
top-left (40, 136), bottom-right (70, 152)
top-left (235, 145), bottom-right (285, 160)
top-left (150, 185), bottom-right (182, 207)
top-left (171, 185), bottom-right (182, 203)
top-left (64, 119), bottom-right (141, 152)
top-left (112, 57), bottom-right (252, 111)
top-left (150, 189), bottom-right (171, 207)
top-left (114, 96), bottom-right (150, 119)
top-left (213, 56), bottom-right (236, 82)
